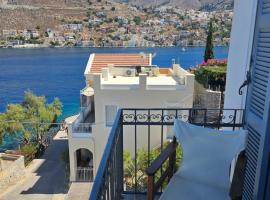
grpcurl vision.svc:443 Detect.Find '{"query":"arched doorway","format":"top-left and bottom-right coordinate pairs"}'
top-left (75, 148), bottom-right (93, 182)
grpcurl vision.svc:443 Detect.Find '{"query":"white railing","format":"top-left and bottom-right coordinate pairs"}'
top-left (72, 123), bottom-right (92, 134)
top-left (76, 167), bottom-right (93, 182)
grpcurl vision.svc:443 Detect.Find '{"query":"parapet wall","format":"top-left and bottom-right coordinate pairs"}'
top-left (0, 153), bottom-right (26, 192)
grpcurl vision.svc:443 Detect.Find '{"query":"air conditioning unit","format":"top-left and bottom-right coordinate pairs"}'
top-left (126, 69), bottom-right (136, 77)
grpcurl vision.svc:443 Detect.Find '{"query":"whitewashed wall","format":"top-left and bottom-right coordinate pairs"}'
top-left (224, 0), bottom-right (258, 110)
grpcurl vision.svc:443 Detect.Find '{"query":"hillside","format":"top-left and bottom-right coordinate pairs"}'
top-left (0, 0), bottom-right (233, 48)
top-left (0, 0), bottom-right (91, 7)
top-left (0, 0), bottom-right (141, 31)
top-left (114, 0), bottom-right (233, 10)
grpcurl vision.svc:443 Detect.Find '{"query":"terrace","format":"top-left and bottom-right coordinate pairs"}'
top-left (95, 64), bottom-right (193, 91)
top-left (89, 108), bottom-right (245, 199)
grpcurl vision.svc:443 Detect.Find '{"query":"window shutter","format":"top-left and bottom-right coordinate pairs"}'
top-left (243, 0), bottom-right (270, 199)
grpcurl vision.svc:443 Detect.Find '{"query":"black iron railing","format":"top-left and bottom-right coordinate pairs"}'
top-left (90, 108), bottom-right (245, 200)
top-left (90, 110), bottom-right (124, 199)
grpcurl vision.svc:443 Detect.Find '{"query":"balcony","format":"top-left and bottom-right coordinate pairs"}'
top-left (71, 87), bottom-right (95, 138)
top-left (71, 112), bottom-right (94, 138)
top-left (72, 123), bottom-right (92, 134)
top-left (90, 108), bottom-right (245, 199)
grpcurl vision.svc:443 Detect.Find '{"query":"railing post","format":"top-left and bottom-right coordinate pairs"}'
top-left (147, 175), bottom-right (155, 200)
top-left (119, 110), bottom-right (124, 196)
top-left (169, 137), bottom-right (177, 179)
top-left (120, 115), bottom-right (124, 194)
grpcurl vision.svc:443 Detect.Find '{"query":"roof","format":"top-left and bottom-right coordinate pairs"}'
top-left (159, 68), bottom-right (173, 75)
top-left (88, 53), bottom-right (151, 74)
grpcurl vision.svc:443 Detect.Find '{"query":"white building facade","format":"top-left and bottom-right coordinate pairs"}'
top-left (68, 53), bottom-right (195, 182)
top-left (224, 0), bottom-right (258, 110)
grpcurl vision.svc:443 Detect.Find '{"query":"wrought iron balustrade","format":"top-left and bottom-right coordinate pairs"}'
top-left (90, 108), bottom-right (245, 200)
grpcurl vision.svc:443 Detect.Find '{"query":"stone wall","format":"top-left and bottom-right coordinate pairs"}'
top-left (0, 153), bottom-right (26, 192)
top-left (194, 81), bottom-right (222, 121)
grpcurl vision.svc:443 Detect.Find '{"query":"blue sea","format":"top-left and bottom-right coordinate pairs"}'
top-left (0, 47), bottom-right (228, 150)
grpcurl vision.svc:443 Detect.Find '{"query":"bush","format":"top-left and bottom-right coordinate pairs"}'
top-left (201, 59), bottom-right (227, 67)
top-left (21, 144), bottom-right (37, 156)
top-left (193, 59), bottom-right (227, 90)
top-left (20, 144), bottom-right (38, 165)
top-left (124, 143), bottom-right (182, 191)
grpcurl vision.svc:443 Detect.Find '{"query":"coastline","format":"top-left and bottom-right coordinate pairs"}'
top-left (0, 47), bottom-right (229, 150)
top-left (0, 45), bottom-right (229, 49)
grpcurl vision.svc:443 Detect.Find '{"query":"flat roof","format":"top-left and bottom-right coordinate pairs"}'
top-left (101, 75), bottom-right (180, 86)
top-left (88, 53), bottom-right (152, 74)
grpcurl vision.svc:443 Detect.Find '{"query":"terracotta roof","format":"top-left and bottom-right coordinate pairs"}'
top-left (90, 54), bottom-right (151, 74)
top-left (159, 68), bottom-right (172, 75)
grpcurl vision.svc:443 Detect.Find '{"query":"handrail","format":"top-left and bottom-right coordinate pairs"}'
top-left (90, 108), bottom-right (245, 199)
top-left (89, 109), bottom-right (123, 200)
top-left (146, 137), bottom-right (178, 200)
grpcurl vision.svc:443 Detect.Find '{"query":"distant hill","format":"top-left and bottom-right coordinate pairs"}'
top-left (113, 0), bottom-right (234, 10)
top-left (0, 0), bottom-right (91, 7)
top-left (0, 0), bottom-right (138, 31)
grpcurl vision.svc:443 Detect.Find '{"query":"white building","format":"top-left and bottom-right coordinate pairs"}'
top-left (67, 53), bottom-right (195, 182)
top-left (224, 0), bottom-right (258, 110)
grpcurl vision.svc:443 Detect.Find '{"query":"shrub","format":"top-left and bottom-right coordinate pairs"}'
top-left (124, 143), bottom-right (182, 192)
top-left (193, 59), bottom-right (227, 91)
top-left (20, 144), bottom-right (38, 165)
top-left (20, 144), bottom-right (37, 156)
top-left (200, 59), bottom-right (227, 67)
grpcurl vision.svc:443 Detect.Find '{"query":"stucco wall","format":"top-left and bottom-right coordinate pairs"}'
top-left (68, 131), bottom-right (95, 182)
top-left (92, 73), bottom-right (194, 174)
top-left (69, 65), bottom-right (195, 181)
top-left (224, 0), bottom-right (258, 110)
top-left (0, 154), bottom-right (25, 192)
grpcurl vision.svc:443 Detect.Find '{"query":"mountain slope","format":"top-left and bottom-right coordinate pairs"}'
top-left (114, 0), bottom-right (233, 10)
top-left (0, 0), bottom-right (91, 7)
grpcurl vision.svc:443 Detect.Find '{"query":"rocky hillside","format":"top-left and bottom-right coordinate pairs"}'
top-left (114, 0), bottom-right (233, 10)
top-left (0, 0), bottom-right (138, 31)
top-left (0, 0), bottom-right (91, 7)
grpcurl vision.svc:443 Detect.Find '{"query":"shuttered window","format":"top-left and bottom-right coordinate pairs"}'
top-left (250, 28), bottom-right (270, 119)
top-left (243, 0), bottom-right (270, 199)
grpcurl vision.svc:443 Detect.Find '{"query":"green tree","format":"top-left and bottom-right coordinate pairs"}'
top-left (0, 91), bottom-right (62, 145)
top-left (204, 19), bottom-right (215, 62)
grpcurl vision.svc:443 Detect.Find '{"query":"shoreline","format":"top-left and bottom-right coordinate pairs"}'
top-left (0, 45), bottom-right (229, 49)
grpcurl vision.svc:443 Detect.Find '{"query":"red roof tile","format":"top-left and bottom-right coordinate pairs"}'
top-left (90, 54), bottom-right (151, 74)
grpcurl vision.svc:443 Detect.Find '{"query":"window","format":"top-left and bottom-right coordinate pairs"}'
top-left (105, 105), bottom-right (117, 126)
